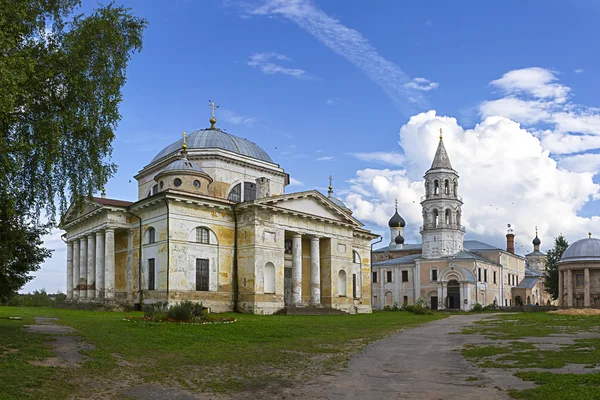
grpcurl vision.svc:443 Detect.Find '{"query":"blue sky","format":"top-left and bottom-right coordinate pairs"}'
top-left (27, 0), bottom-right (600, 292)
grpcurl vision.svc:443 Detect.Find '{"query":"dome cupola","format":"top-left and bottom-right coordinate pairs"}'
top-left (560, 234), bottom-right (600, 263)
top-left (388, 199), bottom-right (406, 228)
top-left (394, 232), bottom-right (405, 245)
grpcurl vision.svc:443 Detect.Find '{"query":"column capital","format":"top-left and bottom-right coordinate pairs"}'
top-left (105, 227), bottom-right (115, 233)
top-left (87, 232), bottom-right (95, 238)
top-left (95, 230), bottom-right (104, 237)
top-left (310, 236), bottom-right (321, 242)
top-left (292, 233), bottom-right (302, 239)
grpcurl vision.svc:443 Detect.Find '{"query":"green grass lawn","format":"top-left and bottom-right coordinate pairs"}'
top-left (0, 307), bottom-right (442, 399)
top-left (460, 312), bottom-right (600, 400)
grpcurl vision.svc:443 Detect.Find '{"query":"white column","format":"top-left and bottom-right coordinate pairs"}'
top-left (126, 229), bottom-right (134, 298)
top-left (66, 241), bottom-right (73, 299)
top-left (79, 236), bottom-right (88, 299)
top-left (441, 283), bottom-right (447, 309)
top-left (95, 231), bottom-right (105, 299)
top-left (72, 240), bottom-right (80, 299)
top-left (292, 234), bottom-right (302, 306)
top-left (584, 268), bottom-right (590, 307)
top-left (567, 269), bottom-right (573, 307)
top-left (310, 237), bottom-right (321, 306)
top-left (105, 228), bottom-right (116, 300)
top-left (87, 233), bottom-right (96, 299)
top-left (558, 270), bottom-right (563, 306)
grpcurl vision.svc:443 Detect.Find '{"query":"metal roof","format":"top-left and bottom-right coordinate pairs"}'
top-left (452, 250), bottom-right (494, 264)
top-left (160, 158), bottom-right (205, 173)
top-left (429, 138), bottom-right (453, 170)
top-left (373, 253), bottom-right (421, 267)
top-left (516, 276), bottom-right (540, 289)
top-left (560, 238), bottom-right (600, 263)
top-left (525, 267), bottom-right (545, 277)
top-left (329, 197), bottom-right (348, 209)
top-left (373, 243), bottom-right (422, 253)
top-left (151, 129), bottom-right (273, 164)
top-left (526, 250), bottom-right (546, 257)
top-left (463, 240), bottom-right (503, 251)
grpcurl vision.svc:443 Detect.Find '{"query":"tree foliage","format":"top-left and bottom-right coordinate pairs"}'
top-left (545, 234), bottom-right (569, 300)
top-left (0, 0), bottom-right (146, 297)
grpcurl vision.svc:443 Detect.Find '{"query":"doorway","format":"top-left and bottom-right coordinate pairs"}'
top-left (284, 267), bottom-right (292, 305)
top-left (447, 280), bottom-right (460, 309)
top-left (431, 296), bottom-right (438, 310)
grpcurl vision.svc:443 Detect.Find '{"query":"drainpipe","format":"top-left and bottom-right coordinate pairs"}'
top-left (370, 236), bottom-right (383, 306)
top-left (231, 204), bottom-right (239, 312)
top-left (164, 198), bottom-right (170, 302)
top-left (128, 209), bottom-right (143, 308)
top-left (474, 260), bottom-right (478, 310)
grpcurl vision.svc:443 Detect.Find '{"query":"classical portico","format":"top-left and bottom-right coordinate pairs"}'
top-left (437, 264), bottom-right (476, 311)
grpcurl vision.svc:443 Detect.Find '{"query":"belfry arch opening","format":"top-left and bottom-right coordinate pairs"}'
top-left (447, 279), bottom-right (460, 309)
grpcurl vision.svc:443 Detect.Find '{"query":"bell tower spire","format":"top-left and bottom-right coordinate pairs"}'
top-left (420, 128), bottom-right (464, 258)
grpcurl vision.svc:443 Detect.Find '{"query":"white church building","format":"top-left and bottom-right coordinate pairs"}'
top-left (60, 109), bottom-right (377, 314)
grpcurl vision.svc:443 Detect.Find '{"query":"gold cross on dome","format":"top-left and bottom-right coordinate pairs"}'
top-left (182, 131), bottom-right (187, 149)
top-left (395, 198), bottom-right (398, 211)
top-left (329, 175), bottom-right (333, 187)
top-left (209, 100), bottom-right (219, 118)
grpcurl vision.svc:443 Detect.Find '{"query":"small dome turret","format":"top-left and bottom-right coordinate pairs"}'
top-left (388, 200), bottom-right (406, 227)
top-left (532, 235), bottom-right (541, 246)
top-left (395, 232), bottom-right (405, 245)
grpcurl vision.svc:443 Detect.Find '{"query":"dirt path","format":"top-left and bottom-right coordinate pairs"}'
top-left (24, 317), bottom-right (94, 368)
top-left (235, 314), bottom-right (533, 400)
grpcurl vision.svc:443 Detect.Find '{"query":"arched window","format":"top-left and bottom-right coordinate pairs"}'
top-left (152, 184), bottom-right (159, 195)
top-left (444, 180), bottom-right (449, 195)
top-left (433, 209), bottom-right (439, 228)
top-left (457, 211), bottom-right (461, 226)
top-left (228, 184), bottom-right (241, 202)
top-left (196, 227), bottom-right (209, 244)
top-left (453, 180), bottom-right (457, 195)
top-left (244, 182), bottom-right (256, 201)
top-left (147, 227), bottom-right (156, 244)
top-left (445, 209), bottom-right (451, 225)
top-left (338, 270), bottom-right (347, 296)
top-left (264, 262), bottom-right (275, 293)
top-left (353, 250), bottom-right (361, 264)
top-left (434, 180), bottom-right (439, 195)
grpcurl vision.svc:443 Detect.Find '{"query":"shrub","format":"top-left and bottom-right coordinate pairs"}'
top-left (383, 305), bottom-right (392, 311)
top-left (402, 298), bottom-right (431, 315)
top-left (482, 304), bottom-right (497, 312)
top-left (472, 303), bottom-right (484, 313)
top-left (167, 302), bottom-right (193, 322)
top-left (392, 302), bottom-right (399, 311)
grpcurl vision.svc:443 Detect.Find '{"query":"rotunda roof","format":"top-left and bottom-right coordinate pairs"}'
top-left (560, 237), bottom-right (600, 263)
top-left (329, 197), bottom-right (348, 209)
top-left (151, 129), bottom-right (273, 164)
top-left (160, 157), bottom-right (205, 174)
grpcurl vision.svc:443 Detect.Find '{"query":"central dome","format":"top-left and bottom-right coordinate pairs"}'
top-left (151, 129), bottom-right (273, 164)
top-left (560, 237), bottom-right (600, 263)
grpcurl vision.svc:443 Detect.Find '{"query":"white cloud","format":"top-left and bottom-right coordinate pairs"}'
top-left (344, 110), bottom-right (600, 250)
top-left (220, 109), bottom-right (257, 127)
top-left (559, 153), bottom-right (600, 173)
top-left (480, 67), bottom-right (600, 155)
top-left (243, 0), bottom-right (432, 109)
top-left (405, 77), bottom-right (439, 92)
top-left (489, 67), bottom-right (570, 102)
top-left (289, 177), bottom-right (304, 186)
top-left (326, 98), bottom-right (335, 105)
top-left (348, 151), bottom-right (405, 166)
top-left (316, 156), bottom-right (334, 161)
top-left (575, 69), bottom-right (584, 74)
top-left (21, 228), bottom-right (67, 294)
top-left (248, 52), bottom-right (309, 79)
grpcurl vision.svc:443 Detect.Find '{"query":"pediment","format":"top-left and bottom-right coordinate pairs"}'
top-left (61, 198), bottom-right (102, 225)
top-left (254, 191), bottom-right (362, 227)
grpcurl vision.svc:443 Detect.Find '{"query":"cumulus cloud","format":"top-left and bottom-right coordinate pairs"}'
top-left (248, 52), bottom-right (309, 79)
top-left (344, 110), bottom-right (600, 250)
top-left (242, 0), bottom-right (433, 109)
top-left (480, 67), bottom-right (600, 155)
top-left (405, 77), bottom-right (439, 92)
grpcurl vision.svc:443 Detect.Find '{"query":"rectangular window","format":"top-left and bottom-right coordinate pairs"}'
top-left (386, 270), bottom-right (393, 283)
top-left (478, 268), bottom-right (481, 282)
top-left (402, 270), bottom-right (409, 282)
top-left (243, 182), bottom-right (256, 202)
top-left (493, 271), bottom-right (497, 284)
top-left (148, 258), bottom-right (155, 291)
top-left (352, 274), bottom-right (357, 298)
top-left (576, 274), bottom-right (584, 287)
top-left (484, 269), bottom-right (487, 283)
top-left (373, 271), bottom-right (378, 283)
top-left (196, 258), bottom-right (209, 291)
top-left (513, 275), bottom-right (516, 286)
top-left (403, 295), bottom-right (408, 305)
top-left (431, 269), bottom-right (438, 281)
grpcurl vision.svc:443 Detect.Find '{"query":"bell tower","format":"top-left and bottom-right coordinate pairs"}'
top-left (420, 129), bottom-right (464, 258)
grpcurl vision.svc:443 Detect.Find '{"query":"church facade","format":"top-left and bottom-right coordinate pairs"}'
top-left (60, 112), bottom-right (377, 314)
top-left (372, 130), bottom-right (552, 310)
